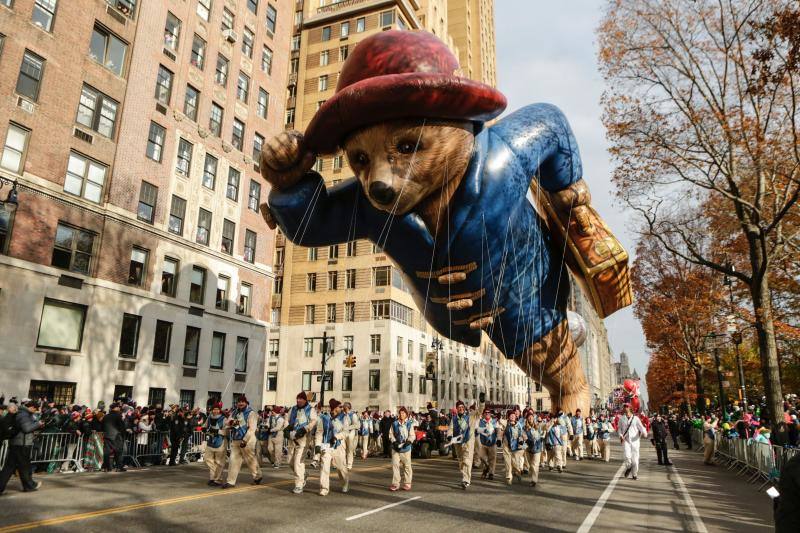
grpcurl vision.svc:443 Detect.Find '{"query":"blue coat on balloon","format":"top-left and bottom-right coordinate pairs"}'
top-left (268, 103), bottom-right (581, 360)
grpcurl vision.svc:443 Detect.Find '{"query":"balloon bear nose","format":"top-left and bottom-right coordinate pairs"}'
top-left (369, 181), bottom-right (397, 205)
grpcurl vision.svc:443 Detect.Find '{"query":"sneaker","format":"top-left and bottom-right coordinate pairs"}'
top-left (632, 475), bottom-right (638, 480)
top-left (665, 462), bottom-right (674, 466)
top-left (488, 473), bottom-right (494, 480)
top-left (319, 490), bottom-right (329, 496)
top-left (342, 482), bottom-right (350, 493)
top-left (310, 461), bottom-right (318, 469)
top-left (389, 484), bottom-right (399, 491)
top-left (624, 467), bottom-right (632, 478)
top-left (506, 478), bottom-right (513, 486)
top-left (292, 486), bottom-right (304, 494)
top-left (207, 480), bottom-right (218, 487)
top-left (401, 484), bottom-right (411, 491)
top-left (557, 466), bottom-right (563, 473)
top-left (530, 481), bottom-right (537, 488)
top-left (25, 481), bottom-right (42, 492)
top-left (253, 477), bottom-right (262, 485)
top-left (461, 481), bottom-right (469, 490)
top-left (273, 464), bottom-right (280, 469)
top-left (221, 483), bottom-right (234, 489)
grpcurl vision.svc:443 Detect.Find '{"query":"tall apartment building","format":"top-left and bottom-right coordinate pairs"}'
top-left (0, 0), bottom-right (291, 408)
top-left (569, 283), bottom-right (614, 411)
top-left (265, 0), bottom-right (533, 412)
top-left (447, 0), bottom-right (496, 86)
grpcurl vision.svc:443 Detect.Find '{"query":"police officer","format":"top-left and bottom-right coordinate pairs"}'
top-left (223, 396), bottom-right (262, 488)
top-left (286, 392), bottom-right (317, 494)
top-left (652, 412), bottom-right (673, 466)
top-left (476, 409), bottom-right (498, 480)
top-left (204, 402), bottom-right (227, 486)
top-left (316, 398), bottom-right (349, 496)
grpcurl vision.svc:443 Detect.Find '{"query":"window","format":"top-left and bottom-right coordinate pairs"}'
top-left (232, 118), bottom-right (245, 150)
top-left (253, 133), bottom-right (264, 166)
top-left (203, 153), bottom-right (217, 189)
top-left (396, 337), bottom-right (403, 357)
top-left (408, 374), bottom-right (414, 393)
top-left (273, 275), bottom-right (283, 294)
top-left (221, 8), bottom-right (234, 31)
top-left (340, 21), bottom-right (350, 38)
top-left (418, 343), bottom-right (424, 361)
top-left (266, 372), bottom-right (278, 391)
top-left (356, 17), bottom-right (365, 32)
top-left (370, 334), bottom-right (381, 355)
top-left (344, 302), bottom-right (355, 322)
top-left (153, 320), bottom-right (172, 362)
top-left (196, 208), bottom-right (212, 245)
top-left (89, 25), bottom-right (127, 76)
top-left (0, 207), bottom-right (14, 254)
top-left (176, 138), bottom-right (193, 176)
top-left (164, 12), bottom-right (181, 51)
top-left (118, 313), bottom-right (141, 359)
top-left (303, 338), bottom-right (313, 358)
top-left (137, 181), bottom-right (157, 223)
top-left (190, 266), bottom-right (205, 304)
top-left (294, 10), bottom-right (302, 26)
top-left (328, 244), bottom-right (338, 259)
top-left (373, 266), bottom-right (390, 286)
top-left (183, 326), bottom-right (200, 366)
top-left (333, 155), bottom-right (343, 170)
top-left (154, 65), bottom-right (173, 105)
top-left (268, 339), bottom-right (279, 359)
top-left (257, 88), bottom-right (269, 118)
top-left (32, 0), bottom-right (57, 32)
top-left (148, 387), bottom-right (166, 407)
top-left (36, 299), bottom-right (87, 351)
top-left (369, 370), bottom-right (381, 391)
top-left (216, 275), bottom-right (230, 310)
top-left (244, 230), bottom-right (257, 263)
top-left (261, 45), bottom-right (273, 74)
top-left (210, 332), bottom-right (225, 369)
top-left (318, 75), bottom-right (328, 92)
top-left (326, 303), bottom-right (336, 322)
top-left (209, 103), bottom-right (223, 136)
top-left (317, 51), bottom-right (328, 68)
top-left (221, 219), bottom-right (235, 254)
top-left (238, 282), bottom-right (252, 315)
top-left (128, 247), bottom-right (148, 286)
top-left (396, 371), bottom-right (403, 392)
top-left (247, 0), bottom-right (258, 14)
top-left (327, 270), bottom-right (338, 290)
top-left (190, 34), bottom-right (206, 69)
top-left (371, 300), bottom-right (389, 320)
top-left (380, 10), bottom-right (395, 27)
top-left (339, 45), bottom-right (349, 62)
top-left (290, 58), bottom-right (299, 73)
top-left (341, 336), bottom-right (353, 356)
top-left (1, 123), bottom-right (30, 174)
top-left (183, 85), bottom-right (199, 121)
top-left (146, 121), bottom-right (166, 162)
top-left (236, 72), bottom-right (250, 102)
top-left (306, 272), bottom-right (317, 291)
top-left (168, 195), bottom-right (186, 235)
top-left (322, 26), bottom-right (331, 41)
top-left (76, 85), bottom-right (118, 138)
top-left (234, 337), bottom-right (248, 372)
top-left (345, 268), bottom-right (356, 289)
top-left (302, 372), bottom-right (312, 391)
top-left (308, 247), bottom-right (318, 260)
top-left (179, 390), bottom-right (195, 408)
top-left (197, 0), bottom-right (211, 21)
top-left (342, 370), bottom-right (353, 392)
top-left (16, 50), bottom-right (45, 101)
top-left (161, 257), bottom-right (178, 296)
top-left (248, 180), bottom-right (261, 211)
top-left (242, 27), bottom-right (254, 58)
top-left (345, 241), bottom-right (356, 257)
top-left (266, 4), bottom-right (277, 33)
top-left (285, 107), bottom-right (295, 126)
top-left (51, 223), bottom-right (94, 275)
top-left (305, 304), bottom-right (315, 324)
top-left (215, 55), bottom-right (229, 85)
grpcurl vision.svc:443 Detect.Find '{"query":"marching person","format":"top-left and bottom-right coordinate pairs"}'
top-left (223, 396), bottom-right (262, 488)
top-left (267, 406), bottom-right (286, 469)
top-left (286, 391), bottom-right (317, 494)
top-left (357, 411), bottom-right (371, 460)
top-left (651, 412), bottom-right (673, 466)
top-left (545, 415), bottom-right (564, 472)
top-left (618, 403), bottom-right (648, 480)
top-left (703, 414), bottom-right (718, 466)
top-left (342, 402), bottom-right (359, 470)
top-left (369, 412), bottom-right (382, 456)
top-left (256, 406), bottom-right (271, 467)
top-left (316, 398), bottom-right (349, 496)
top-left (571, 409), bottom-right (585, 460)
top-left (476, 409), bottom-right (498, 480)
top-left (450, 393), bottom-right (486, 490)
top-left (524, 413), bottom-right (544, 487)
top-left (597, 413), bottom-right (613, 462)
top-left (585, 415), bottom-right (598, 459)
top-left (502, 411), bottom-right (525, 486)
top-left (389, 406), bottom-right (415, 491)
top-left (204, 402), bottom-right (227, 486)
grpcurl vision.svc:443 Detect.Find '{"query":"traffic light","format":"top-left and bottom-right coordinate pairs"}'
top-left (343, 355), bottom-right (357, 368)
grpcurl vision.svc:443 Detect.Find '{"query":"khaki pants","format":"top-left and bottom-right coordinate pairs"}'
top-left (344, 432), bottom-right (356, 469)
top-left (526, 450), bottom-right (542, 484)
top-left (559, 441), bottom-right (569, 466)
top-left (369, 434), bottom-right (380, 455)
top-left (205, 445), bottom-right (226, 482)
top-left (590, 438), bottom-right (600, 457)
top-left (391, 450), bottom-right (412, 486)
top-left (476, 441), bottom-right (496, 475)
top-left (255, 440), bottom-right (267, 466)
top-left (503, 448), bottom-right (524, 482)
top-left (319, 445), bottom-right (349, 495)
top-left (227, 441), bottom-right (262, 485)
top-left (703, 436), bottom-right (715, 464)
top-left (571, 434), bottom-right (584, 458)
top-left (600, 439), bottom-right (611, 462)
top-left (288, 440), bottom-right (307, 489)
top-left (456, 440), bottom-right (476, 484)
top-left (268, 437), bottom-right (282, 466)
top-left (357, 435), bottom-right (369, 459)
top-left (547, 445), bottom-right (564, 469)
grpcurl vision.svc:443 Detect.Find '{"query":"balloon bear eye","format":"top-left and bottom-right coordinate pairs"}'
top-left (397, 142), bottom-right (418, 155)
top-left (353, 151), bottom-right (369, 166)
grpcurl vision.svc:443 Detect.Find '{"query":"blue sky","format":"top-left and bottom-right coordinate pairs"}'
top-left (494, 0), bottom-right (649, 400)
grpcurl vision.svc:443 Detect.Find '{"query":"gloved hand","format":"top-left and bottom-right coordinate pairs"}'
top-left (239, 441), bottom-right (247, 448)
top-left (289, 431), bottom-right (297, 441)
top-left (295, 427), bottom-right (307, 439)
top-left (314, 445), bottom-right (321, 455)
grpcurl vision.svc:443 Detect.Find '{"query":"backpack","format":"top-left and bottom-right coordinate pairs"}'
top-left (1, 412), bottom-right (20, 441)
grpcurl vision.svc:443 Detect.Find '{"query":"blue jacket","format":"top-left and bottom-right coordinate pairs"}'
top-left (477, 418), bottom-right (497, 447)
top-left (269, 104), bottom-right (581, 358)
top-left (571, 416), bottom-right (584, 435)
top-left (288, 404), bottom-right (313, 431)
top-left (205, 415), bottom-right (225, 448)
top-left (319, 413), bottom-right (343, 449)
top-left (504, 421), bottom-right (524, 451)
top-left (524, 426), bottom-right (544, 453)
top-left (230, 406), bottom-right (253, 441)
top-left (392, 419), bottom-right (414, 453)
top-left (546, 424), bottom-right (564, 447)
top-left (451, 413), bottom-right (472, 444)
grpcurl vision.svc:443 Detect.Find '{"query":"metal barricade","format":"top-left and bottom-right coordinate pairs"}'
top-left (132, 430), bottom-right (170, 466)
top-left (29, 432), bottom-right (84, 473)
top-left (184, 431), bottom-right (206, 462)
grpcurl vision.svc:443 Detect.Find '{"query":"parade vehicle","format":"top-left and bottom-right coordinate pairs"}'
top-left (412, 428), bottom-right (435, 459)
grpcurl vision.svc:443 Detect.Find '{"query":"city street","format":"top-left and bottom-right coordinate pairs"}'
top-left (0, 443), bottom-right (772, 532)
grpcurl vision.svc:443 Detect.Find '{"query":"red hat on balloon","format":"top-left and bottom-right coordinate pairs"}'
top-left (304, 30), bottom-right (507, 154)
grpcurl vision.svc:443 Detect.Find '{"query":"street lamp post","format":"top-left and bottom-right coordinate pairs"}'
top-left (703, 333), bottom-right (728, 418)
top-left (723, 266), bottom-right (748, 409)
top-left (431, 338), bottom-right (443, 407)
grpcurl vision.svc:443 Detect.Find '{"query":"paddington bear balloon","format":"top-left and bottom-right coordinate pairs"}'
top-left (259, 31), bottom-right (632, 414)
top-left (623, 378), bottom-right (641, 414)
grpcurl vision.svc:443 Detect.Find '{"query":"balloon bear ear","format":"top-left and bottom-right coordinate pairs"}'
top-left (260, 203), bottom-right (277, 230)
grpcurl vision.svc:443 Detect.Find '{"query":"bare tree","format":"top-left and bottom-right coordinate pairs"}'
top-left (599, 0), bottom-right (800, 421)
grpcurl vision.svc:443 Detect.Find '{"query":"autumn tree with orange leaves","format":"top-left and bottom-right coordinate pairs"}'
top-left (599, 0), bottom-right (800, 422)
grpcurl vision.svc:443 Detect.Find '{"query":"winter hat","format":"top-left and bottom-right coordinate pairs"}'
top-left (398, 406), bottom-right (408, 416)
top-left (212, 402), bottom-right (223, 410)
top-left (70, 411), bottom-right (81, 419)
top-left (297, 391), bottom-right (308, 401)
top-left (329, 398), bottom-right (342, 410)
top-left (237, 396), bottom-right (249, 404)
top-left (455, 400), bottom-right (465, 408)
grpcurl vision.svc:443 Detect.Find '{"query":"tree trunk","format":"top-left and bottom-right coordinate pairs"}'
top-left (693, 366), bottom-right (705, 414)
top-left (751, 273), bottom-right (783, 423)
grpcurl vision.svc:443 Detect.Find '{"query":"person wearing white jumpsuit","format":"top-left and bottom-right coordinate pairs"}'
top-left (389, 406), bottom-right (416, 491)
top-left (316, 398), bottom-right (350, 496)
top-left (475, 410), bottom-right (498, 480)
top-left (266, 407), bottom-right (287, 468)
top-left (357, 411), bottom-right (371, 460)
top-left (617, 404), bottom-right (648, 480)
top-left (341, 402), bottom-right (359, 470)
top-left (286, 391), bottom-right (318, 494)
top-left (450, 393), bottom-right (486, 490)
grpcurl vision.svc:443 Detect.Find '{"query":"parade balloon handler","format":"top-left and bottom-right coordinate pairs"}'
top-left (222, 396), bottom-right (262, 489)
top-left (316, 398), bottom-right (350, 496)
top-left (285, 391), bottom-right (317, 494)
top-left (258, 30), bottom-right (632, 417)
top-left (389, 406), bottom-right (415, 491)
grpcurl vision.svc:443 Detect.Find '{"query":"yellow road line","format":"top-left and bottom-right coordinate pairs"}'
top-left (0, 463), bottom-right (392, 532)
